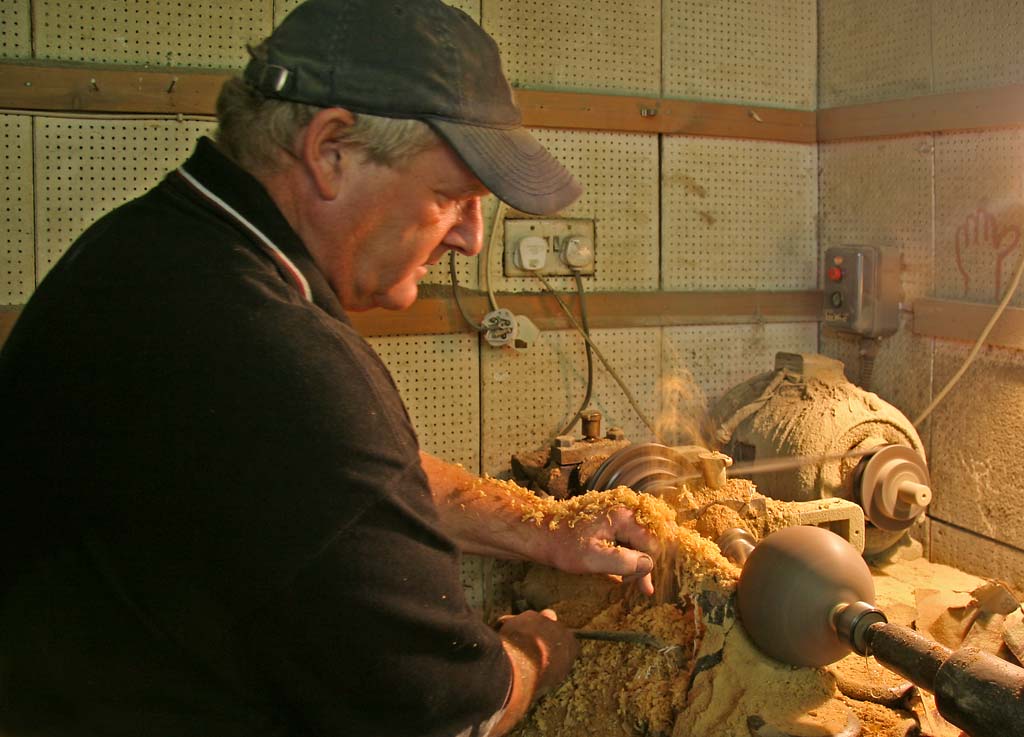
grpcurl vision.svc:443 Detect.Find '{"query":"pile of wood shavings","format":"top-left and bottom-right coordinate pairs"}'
top-left (466, 476), bottom-right (680, 536)
top-left (515, 600), bottom-right (698, 737)
top-left (467, 476), bottom-right (739, 598)
top-left (501, 480), bottom-right (747, 737)
top-left (500, 476), bottom-right (898, 737)
top-left (491, 474), bottom-right (992, 737)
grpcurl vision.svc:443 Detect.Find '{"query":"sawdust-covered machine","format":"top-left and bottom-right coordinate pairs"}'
top-left (506, 353), bottom-right (1023, 737)
top-left (512, 352), bottom-right (932, 557)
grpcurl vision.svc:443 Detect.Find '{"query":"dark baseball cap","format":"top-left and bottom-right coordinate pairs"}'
top-left (243, 0), bottom-right (582, 215)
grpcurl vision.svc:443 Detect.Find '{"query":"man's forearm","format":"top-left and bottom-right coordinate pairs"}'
top-left (420, 451), bottom-right (555, 562)
top-left (419, 452), bottom-right (659, 596)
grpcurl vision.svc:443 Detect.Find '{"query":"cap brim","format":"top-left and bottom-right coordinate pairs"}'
top-left (428, 119), bottom-right (582, 216)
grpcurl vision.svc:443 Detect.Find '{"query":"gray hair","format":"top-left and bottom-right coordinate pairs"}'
top-left (213, 76), bottom-right (440, 175)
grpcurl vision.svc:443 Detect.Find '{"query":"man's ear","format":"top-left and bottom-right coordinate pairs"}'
top-left (299, 107), bottom-right (357, 200)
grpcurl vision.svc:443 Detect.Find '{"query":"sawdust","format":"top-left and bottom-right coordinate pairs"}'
top-left (515, 601), bottom-right (697, 737)
top-left (491, 476), bottom-right (999, 737)
top-left (678, 618), bottom-right (846, 737)
top-left (839, 694), bottom-right (918, 737)
top-left (517, 569), bottom-right (620, 627)
top-left (829, 653), bottom-right (913, 706)
top-left (464, 477), bottom-right (680, 537)
top-left (466, 476), bottom-right (740, 599)
top-left (871, 556), bottom-right (986, 610)
top-left (503, 477), bottom-right (851, 737)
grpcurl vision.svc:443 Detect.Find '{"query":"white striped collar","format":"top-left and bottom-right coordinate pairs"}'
top-left (176, 165), bottom-right (313, 303)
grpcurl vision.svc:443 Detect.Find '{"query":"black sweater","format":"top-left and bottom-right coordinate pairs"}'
top-left (0, 138), bottom-right (510, 737)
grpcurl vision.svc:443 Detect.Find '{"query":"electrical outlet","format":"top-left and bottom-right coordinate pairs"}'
top-left (503, 219), bottom-right (596, 277)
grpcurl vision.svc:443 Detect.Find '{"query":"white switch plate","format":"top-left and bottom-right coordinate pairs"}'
top-left (503, 219), bottom-right (597, 277)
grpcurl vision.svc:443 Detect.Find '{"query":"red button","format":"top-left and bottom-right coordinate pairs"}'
top-left (827, 266), bottom-right (843, 282)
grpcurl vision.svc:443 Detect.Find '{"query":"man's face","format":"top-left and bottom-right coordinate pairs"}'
top-left (315, 142), bottom-right (488, 312)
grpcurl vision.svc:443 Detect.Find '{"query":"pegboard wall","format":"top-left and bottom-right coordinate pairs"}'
top-left (480, 327), bottom-right (661, 477)
top-left (663, 0), bottom-right (817, 110)
top-left (661, 323), bottom-right (819, 443)
top-left (817, 0), bottom-right (932, 108)
top-left (1, 115), bottom-right (33, 305)
top-left (33, 1), bottom-right (268, 69)
top-left (816, 135), bottom-right (937, 422)
top-left (662, 136), bottom-right (818, 292)
top-left (34, 118), bottom-right (215, 283)
top-left (821, 0), bottom-right (1024, 106)
top-left (459, 554), bottom-right (524, 621)
top-left (932, 0), bottom-right (1024, 95)
top-left (0, 0), bottom-right (30, 59)
top-left (481, 0), bottom-right (660, 96)
top-left (818, 137), bottom-right (935, 303)
top-left (928, 340), bottom-right (1024, 546)
top-left (366, 333), bottom-right (481, 471)
top-left (482, 129), bottom-right (660, 295)
top-left (933, 129), bottom-right (1024, 308)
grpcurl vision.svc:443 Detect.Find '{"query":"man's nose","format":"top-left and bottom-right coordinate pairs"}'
top-left (444, 197), bottom-right (484, 257)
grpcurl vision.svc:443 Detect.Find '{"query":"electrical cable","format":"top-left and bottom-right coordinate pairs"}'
top-left (535, 273), bottom-right (661, 441)
top-left (913, 247), bottom-right (1024, 427)
top-left (483, 200), bottom-right (508, 312)
top-left (555, 269), bottom-right (594, 437)
top-left (448, 251), bottom-right (484, 332)
top-left (448, 198), bottom-right (509, 333)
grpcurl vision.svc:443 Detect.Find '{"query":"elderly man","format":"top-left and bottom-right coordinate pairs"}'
top-left (0, 1), bottom-right (657, 736)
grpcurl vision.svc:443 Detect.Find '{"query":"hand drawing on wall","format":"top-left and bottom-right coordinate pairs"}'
top-left (954, 207), bottom-right (1021, 300)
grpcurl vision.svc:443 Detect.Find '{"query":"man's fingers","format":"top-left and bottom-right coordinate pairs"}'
top-left (606, 507), bottom-right (661, 557)
top-left (497, 609), bottom-right (559, 629)
top-left (622, 570), bottom-right (655, 597)
top-left (583, 544), bottom-right (656, 589)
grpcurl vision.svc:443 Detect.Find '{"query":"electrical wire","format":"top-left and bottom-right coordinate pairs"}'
top-left (555, 270), bottom-right (594, 437)
top-left (483, 201), bottom-right (508, 312)
top-left (913, 247), bottom-right (1024, 427)
top-left (448, 198), bottom-right (510, 333)
top-left (534, 273), bottom-right (661, 441)
top-left (448, 251), bottom-right (484, 332)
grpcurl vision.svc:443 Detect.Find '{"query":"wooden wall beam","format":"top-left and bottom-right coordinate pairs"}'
top-left (0, 62), bottom-right (816, 143)
top-left (0, 308), bottom-right (19, 346)
top-left (0, 62), bottom-right (226, 116)
top-left (0, 291), bottom-right (822, 346)
top-left (818, 83), bottom-right (1024, 142)
top-left (913, 297), bottom-right (1024, 351)
top-left (512, 89), bottom-right (816, 142)
top-left (352, 289), bottom-right (823, 336)
top-left (4, 63), bottom-right (1024, 144)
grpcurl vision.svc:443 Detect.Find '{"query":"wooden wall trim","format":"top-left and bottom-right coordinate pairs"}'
top-left (0, 62), bottom-right (226, 116)
top-left (513, 89), bottom-right (816, 142)
top-left (0, 308), bottom-right (19, 346)
top-left (0, 290), bottom-right (822, 344)
top-left (343, 289), bottom-right (823, 336)
top-left (0, 62), bottom-right (815, 143)
top-left (818, 83), bottom-right (1024, 142)
top-left (913, 297), bottom-right (1024, 351)
top-left (3, 63), bottom-right (1024, 144)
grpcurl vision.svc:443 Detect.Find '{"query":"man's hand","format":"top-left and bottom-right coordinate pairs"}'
top-left (497, 609), bottom-right (579, 697)
top-left (543, 506), bottom-right (660, 596)
top-left (421, 452), bottom-right (661, 595)
top-left (487, 609), bottom-right (578, 737)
